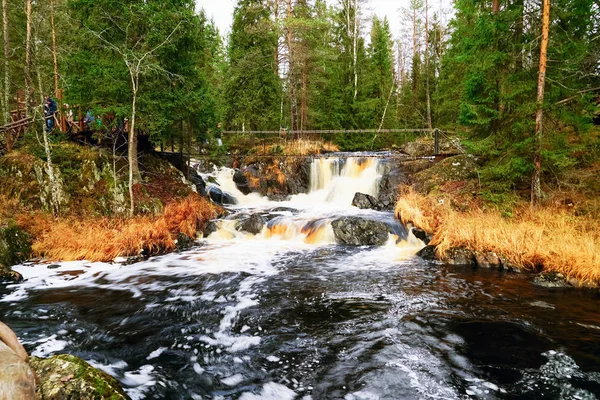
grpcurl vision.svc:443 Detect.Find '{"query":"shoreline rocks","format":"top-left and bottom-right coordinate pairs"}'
top-left (30, 354), bottom-right (130, 400)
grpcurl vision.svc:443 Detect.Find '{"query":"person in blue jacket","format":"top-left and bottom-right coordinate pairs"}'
top-left (44, 97), bottom-right (57, 133)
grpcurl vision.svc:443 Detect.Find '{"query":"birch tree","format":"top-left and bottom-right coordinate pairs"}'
top-left (2, 0), bottom-right (9, 125)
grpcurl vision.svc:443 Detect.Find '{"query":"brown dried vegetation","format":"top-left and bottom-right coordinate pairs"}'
top-left (395, 187), bottom-right (600, 283)
top-left (18, 194), bottom-right (216, 262)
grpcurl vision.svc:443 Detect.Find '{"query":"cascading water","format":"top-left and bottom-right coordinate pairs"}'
top-left (2, 155), bottom-right (600, 400)
top-left (202, 156), bottom-right (409, 249)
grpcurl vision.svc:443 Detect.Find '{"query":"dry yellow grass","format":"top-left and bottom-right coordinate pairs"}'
top-left (262, 139), bottom-right (339, 156)
top-left (395, 187), bottom-right (600, 283)
top-left (28, 195), bottom-right (216, 262)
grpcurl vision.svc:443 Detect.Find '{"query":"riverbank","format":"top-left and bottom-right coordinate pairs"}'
top-left (0, 139), bottom-right (218, 269)
top-left (395, 187), bottom-right (600, 286)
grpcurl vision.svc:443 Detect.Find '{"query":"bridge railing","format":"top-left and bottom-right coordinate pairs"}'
top-left (216, 128), bottom-right (456, 157)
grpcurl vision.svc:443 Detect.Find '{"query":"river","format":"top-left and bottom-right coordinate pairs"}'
top-left (1, 156), bottom-right (599, 399)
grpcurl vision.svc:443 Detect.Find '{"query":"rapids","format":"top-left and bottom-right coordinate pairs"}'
top-left (1, 156), bottom-right (600, 400)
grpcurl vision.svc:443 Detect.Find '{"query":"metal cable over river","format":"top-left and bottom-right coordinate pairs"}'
top-left (1, 155), bottom-right (600, 400)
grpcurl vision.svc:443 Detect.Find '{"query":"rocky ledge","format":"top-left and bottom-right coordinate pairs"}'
top-left (30, 354), bottom-right (130, 400)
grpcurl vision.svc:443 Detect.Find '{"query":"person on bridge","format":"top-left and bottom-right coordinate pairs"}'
top-left (44, 97), bottom-right (57, 133)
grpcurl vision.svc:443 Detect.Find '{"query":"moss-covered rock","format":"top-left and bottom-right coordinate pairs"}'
top-left (412, 154), bottom-right (479, 194)
top-left (0, 223), bottom-right (31, 282)
top-left (30, 354), bottom-right (130, 400)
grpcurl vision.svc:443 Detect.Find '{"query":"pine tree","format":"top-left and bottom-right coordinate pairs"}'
top-left (224, 0), bottom-right (281, 131)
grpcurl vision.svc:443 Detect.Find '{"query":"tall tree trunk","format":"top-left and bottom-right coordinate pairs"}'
top-left (412, 6), bottom-right (418, 94)
top-left (50, 0), bottom-right (64, 131)
top-left (352, 0), bottom-right (358, 100)
top-left (286, 0), bottom-right (297, 131)
top-left (531, 0), bottom-right (550, 205)
top-left (492, 0), bottom-right (500, 14)
top-left (273, 0), bottom-right (279, 75)
top-left (24, 0), bottom-right (33, 117)
top-left (425, 0), bottom-right (432, 129)
top-left (128, 71), bottom-right (141, 216)
top-left (515, 0), bottom-right (524, 71)
top-left (50, 0), bottom-right (59, 97)
top-left (35, 11), bottom-right (60, 216)
top-left (2, 0), bottom-right (9, 125)
top-left (300, 65), bottom-right (307, 131)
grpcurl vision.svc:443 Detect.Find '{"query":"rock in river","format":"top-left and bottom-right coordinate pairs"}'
top-left (351, 192), bottom-right (383, 211)
top-left (236, 214), bottom-right (266, 235)
top-left (30, 354), bottom-right (130, 400)
top-left (331, 217), bottom-right (390, 246)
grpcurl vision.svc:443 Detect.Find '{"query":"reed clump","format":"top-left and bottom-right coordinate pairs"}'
top-left (27, 194), bottom-right (216, 262)
top-left (395, 187), bottom-right (600, 283)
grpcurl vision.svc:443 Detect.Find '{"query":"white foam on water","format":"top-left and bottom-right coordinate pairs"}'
top-left (222, 373), bottom-right (245, 386)
top-left (87, 359), bottom-right (129, 377)
top-left (123, 365), bottom-right (157, 400)
top-left (515, 350), bottom-right (599, 399)
top-left (27, 334), bottom-right (69, 357)
top-left (238, 382), bottom-right (297, 400)
top-left (147, 347), bottom-right (167, 360)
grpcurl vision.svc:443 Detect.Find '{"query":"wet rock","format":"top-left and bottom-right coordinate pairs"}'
top-left (352, 192), bottom-right (382, 211)
top-left (176, 232), bottom-right (195, 251)
top-left (203, 221), bottom-right (219, 237)
top-left (331, 217), bottom-right (390, 246)
top-left (376, 164), bottom-right (408, 210)
top-left (410, 227), bottom-right (430, 244)
top-left (30, 354), bottom-right (130, 400)
top-left (189, 169), bottom-right (207, 197)
top-left (236, 214), bottom-right (266, 235)
top-left (445, 247), bottom-right (476, 266)
top-left (233, 169), bottom-right (251, 195)
top-left (207, 186), bottom-right (237, 205)
top-left (269, 207), bottom-right (298, 213)
top-left (416, 245), bottom-right (437, 261)
top-left (241, 158), bottom-right (310, 199)
top-left (567, 278), bottom-right (599, 289)
top-left (498, 256), bottom-right (522, 272)
top-left (474, 251), bottom-right (503, 270)
top-left (0, 263), bottom-right (23, 283)
top-left (533, 272), bottom-right (570, 288)
top-left (402, 140), bottom-right (434, 157)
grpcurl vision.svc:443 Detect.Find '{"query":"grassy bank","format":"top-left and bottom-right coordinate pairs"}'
top-left (13, 194), bottom-right (216, 262)
top-left (395, 188), bottom-right (600, 284)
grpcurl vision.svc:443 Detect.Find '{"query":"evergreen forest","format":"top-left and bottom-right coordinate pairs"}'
top-left (1, 0), bottom-right (599, 204)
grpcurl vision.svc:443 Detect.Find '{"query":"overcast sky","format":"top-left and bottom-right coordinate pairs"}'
top-left (195, 0), bottom-right (454, 39)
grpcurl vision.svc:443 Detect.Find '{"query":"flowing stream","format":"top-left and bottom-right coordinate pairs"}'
top-left (1, 156), bottom-right (600, 400)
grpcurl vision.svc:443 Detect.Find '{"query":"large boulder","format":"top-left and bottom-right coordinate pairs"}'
top-left (30, 354), bottom-right (130, 400)
top-left (233, 169), bottom-right (251, 195)
top-left (242, 158), bottom-right (311, 199)
top-left (402, 140), bottom-right (434, 157)
top-left (352, 192), bottom-right (382, 211)
top-left (236, 214), bottom-right (265, 235)
top-left (416, 245), bottom-right (437, 261)
top-left (331, 217), bottom-right (390, 246)
top-left (207, 186), bottom-right (237, 205)
top-left (377, 166), bottom-right (409, 210)
top-left (189, 169), bottom-right (207, 197)
top-left (0, 322), bottom-right (36, 399)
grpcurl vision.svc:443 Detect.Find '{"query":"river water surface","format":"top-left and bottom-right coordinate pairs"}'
top-left (1, 156), bottom-right (600, 399)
